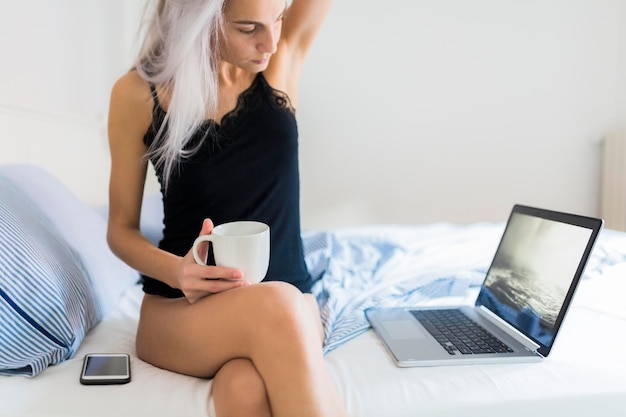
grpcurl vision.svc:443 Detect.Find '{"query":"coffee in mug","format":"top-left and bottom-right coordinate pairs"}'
top-left (192, 221), bottom-right (270, 284)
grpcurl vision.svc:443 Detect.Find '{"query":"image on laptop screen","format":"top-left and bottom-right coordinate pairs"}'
top-left (475, 212), bottom-right (593, 347)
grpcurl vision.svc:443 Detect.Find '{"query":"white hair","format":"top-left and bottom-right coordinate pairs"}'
top-left (135, 0), bottom-right (227, 190)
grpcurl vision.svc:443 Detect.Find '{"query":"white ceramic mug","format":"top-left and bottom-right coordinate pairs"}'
top-left (192, 221), bottom-right (270, 284)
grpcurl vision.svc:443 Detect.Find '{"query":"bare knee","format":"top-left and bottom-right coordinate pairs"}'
top-left (256, 282), bottom-right (309, 315)
top-left (243, 282), bottom-right (324, 356)
top-left (253, 282), bottom-right (314, 327)
top-left (213, 359), bottom-right (270, 417)
top-left (304, 293), bottom-right (325, 345)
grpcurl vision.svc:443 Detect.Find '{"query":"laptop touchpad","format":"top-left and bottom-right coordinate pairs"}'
top-left (383, 320), bottom-right (427, 340)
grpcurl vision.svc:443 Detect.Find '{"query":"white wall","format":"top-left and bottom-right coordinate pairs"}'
top-left (0, 0), bottom-right (144, 205)
top-left (2, 0), bottom-right (625, 230)
top-left (299, 0), bottom-right (625, 228)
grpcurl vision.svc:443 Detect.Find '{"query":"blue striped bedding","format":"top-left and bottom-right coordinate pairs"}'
top-left (0, 180), bottom-right (99, 376)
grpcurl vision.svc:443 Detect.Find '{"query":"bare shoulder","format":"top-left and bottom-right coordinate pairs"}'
top-left (108, 70), bottom-right (153, 138)
top-left (110, 70), bottom-right (153, 115)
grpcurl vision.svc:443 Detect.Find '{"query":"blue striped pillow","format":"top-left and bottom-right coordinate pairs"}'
top-left (0, 180), bottom-right (100, 377)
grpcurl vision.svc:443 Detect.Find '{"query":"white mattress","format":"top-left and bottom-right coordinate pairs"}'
top-left (2, 270), bottom-right (626, 417)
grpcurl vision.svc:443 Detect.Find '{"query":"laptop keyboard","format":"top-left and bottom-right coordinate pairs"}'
top-left (411, 309), bottom-right (514, 355)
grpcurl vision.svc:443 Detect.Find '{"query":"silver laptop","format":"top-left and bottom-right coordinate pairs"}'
top-left (365, 204), bottom-right (603, 367)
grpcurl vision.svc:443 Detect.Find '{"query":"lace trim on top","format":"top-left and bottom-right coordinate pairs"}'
top-left (146, 73), bottom-right (295, 155)
top-left (222, 73), bottom-right (295, 126)
top-left (148, 73), bottom-right (293, 128)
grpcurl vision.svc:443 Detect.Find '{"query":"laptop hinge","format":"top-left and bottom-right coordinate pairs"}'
top-left (477, 305), bottom-right (542, 353)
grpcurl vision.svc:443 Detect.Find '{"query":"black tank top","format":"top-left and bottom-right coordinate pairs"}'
top-left (141, 73), bottom-right (312, 298)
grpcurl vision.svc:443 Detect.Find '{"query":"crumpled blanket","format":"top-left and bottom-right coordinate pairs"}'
top-left (303, 223), bottom-right (625, 354)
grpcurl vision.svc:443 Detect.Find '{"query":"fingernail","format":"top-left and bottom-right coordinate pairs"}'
top-left (233, 271), bottom-right (244, 279)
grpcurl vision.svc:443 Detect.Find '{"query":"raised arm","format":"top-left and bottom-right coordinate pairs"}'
top-left (266, 0), bottom-right (333, 104)
top-left (281, 0), bottom-right (334, 60)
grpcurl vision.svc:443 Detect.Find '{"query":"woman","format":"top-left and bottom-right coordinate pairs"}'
top-left (106, 0), bottom-right (348, 416)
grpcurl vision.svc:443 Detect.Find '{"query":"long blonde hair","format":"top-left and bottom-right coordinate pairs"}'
top-left (135, 0), bottom-right (226, 189)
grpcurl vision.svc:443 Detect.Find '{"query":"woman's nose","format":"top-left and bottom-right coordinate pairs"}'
top-left (258, 28), bottom-right (279, 54)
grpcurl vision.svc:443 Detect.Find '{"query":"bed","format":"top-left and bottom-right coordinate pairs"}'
top-left (1, 164), bottom-right (626, 417)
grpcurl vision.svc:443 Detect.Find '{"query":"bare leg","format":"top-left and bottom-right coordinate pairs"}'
top-left (304, 293), bottom-right (325, 344)
top-left (213, 295), bottom-right (324, 416)
top-left (136, 282), bottom-right (348, 417)
top-left (213, 359), bottom-right (271, 417)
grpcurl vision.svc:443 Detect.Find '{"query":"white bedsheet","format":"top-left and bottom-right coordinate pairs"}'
top-left (328, 283), bottom-right (626, 417)
top-left (1, 223), bottom-right (625, 417)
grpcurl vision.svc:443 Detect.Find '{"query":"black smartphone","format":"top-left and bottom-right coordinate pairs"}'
top-left (80, 353), bottom-right (131, 385)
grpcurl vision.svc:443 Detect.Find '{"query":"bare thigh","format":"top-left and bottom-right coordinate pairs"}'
top-left (135, 281), bottom-right (322, 378)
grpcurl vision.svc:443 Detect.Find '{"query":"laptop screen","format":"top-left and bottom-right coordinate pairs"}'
top-left (475, 205), bottom-right (601, 356)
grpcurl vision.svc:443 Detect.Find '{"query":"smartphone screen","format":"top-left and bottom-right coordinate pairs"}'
top-left (80, 353), bottom-right (131, 385)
